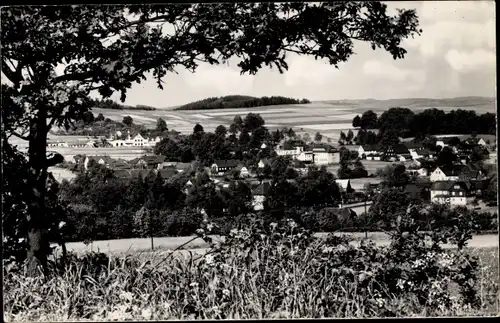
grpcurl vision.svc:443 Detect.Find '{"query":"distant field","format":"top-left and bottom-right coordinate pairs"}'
top-left (91, 97), bottom-right (496, 139)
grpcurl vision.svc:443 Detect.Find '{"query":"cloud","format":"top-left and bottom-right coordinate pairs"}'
top-left (362, 60), bottom-right (425, 83)
top-left (182, 61), bottom-right (254, 95)
top-left (283, 54), bottom-right (343, 88)
top-left (404, 1), bottom-right (495, 57)
top-left (445, 49), bottom-right (496, 73)
top-left (419, 1), bottom-right (495, 23)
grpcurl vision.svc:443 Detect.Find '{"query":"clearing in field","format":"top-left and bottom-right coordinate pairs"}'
top-left (300, 123), bottom-right (355, 131)
top-left (190, 114), bottom-right (214, 119)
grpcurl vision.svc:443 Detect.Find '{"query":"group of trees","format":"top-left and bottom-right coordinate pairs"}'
top-left (90, 99), bottom-right (157, 111)
top-left (1, 2), bottom-right (422, 273)
top-left (174, 95), bottom-right (311, 111)
top-left (154, 113), bottom-right (284, 166)
top-left (352, 108), bottom-right (496, 146)
top-left (337, 148), bottom-right (368, 179)
top-left (55, 155), bottom-right (351, 241)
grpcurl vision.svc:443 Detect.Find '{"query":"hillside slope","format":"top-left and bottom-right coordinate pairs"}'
top-left (319, 96), bottom-right (495, 112)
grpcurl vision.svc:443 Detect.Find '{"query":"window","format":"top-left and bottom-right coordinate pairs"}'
top-left (452, 191), bottom-right (455, 196)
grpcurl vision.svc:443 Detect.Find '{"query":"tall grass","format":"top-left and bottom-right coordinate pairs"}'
top-left (3, 219), bottom-right (499, 321)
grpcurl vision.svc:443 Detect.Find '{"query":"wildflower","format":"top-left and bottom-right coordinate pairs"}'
top-left (141, 308), bottom-right (153, 320)
top-left (396, 279), bottom-right (405, 290)
top-left (119, 291), bottom-right (133, 303)
top-left (270, 222), bottom-right (278, 230)
top-left (222, 289), bottom-right (230, 298)
top-left (190, 282), bottom-right (199, 288)
top-left (58, 221), bottom-right (66, 229)
top-left (196, 228), bottom-right (205, 235)
top-left (206, 223), bottom-right (214, 232)
top-left (205, 254), bottom-right (214, 265)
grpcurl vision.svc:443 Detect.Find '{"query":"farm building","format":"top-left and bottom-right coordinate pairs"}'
top-left (385, 144), bottom-right (412, 162)
top-left (430, 181), bottom-right (473, 206)
top-left (211, 159), bottom-right (240, 176)
top-left (358, 145), bottom-right (382, 159)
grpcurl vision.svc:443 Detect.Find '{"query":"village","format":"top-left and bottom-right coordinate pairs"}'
top-left (52, 128), bottom-right (497, 216)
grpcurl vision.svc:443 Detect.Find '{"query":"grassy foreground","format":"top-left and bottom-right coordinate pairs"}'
top-left (4, 221), bottom-right (500, 321)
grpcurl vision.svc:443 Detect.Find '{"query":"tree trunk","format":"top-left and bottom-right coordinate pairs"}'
top-left (26, 109), bottom-right (50, 277)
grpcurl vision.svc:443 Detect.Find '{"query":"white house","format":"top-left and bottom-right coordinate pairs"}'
top-left (358, 145), bottom-right (381, 159)
top-left (297, 151), bottom-right (314, 163)
top-left (235, 164), bottom-right (250, 177)
top-left (429, 166), bottom-right (463, 182)
top-left (251, 182), bottom-right (271, 211)
top-left (276, 145), bottom-right (304, 157)
top-left (430, 181), bottom-right (471, 206)
top-left (258, 159), bottom-right (271, 169)
top-left (84, 155), bottom-right (112, 170)
top-left (312, 148), bottom-right (340, 165)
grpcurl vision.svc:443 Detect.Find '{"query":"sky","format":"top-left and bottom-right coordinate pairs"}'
top-left (3, 1), bottom-right (496, 108)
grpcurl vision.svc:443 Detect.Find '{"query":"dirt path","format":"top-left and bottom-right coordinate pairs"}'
top-left (59, 232), bottom-right (499, 255)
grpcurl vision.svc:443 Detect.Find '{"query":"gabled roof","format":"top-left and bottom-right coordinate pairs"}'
top-left (437, 165), bottom-right (466, 177)
top-left (361, 144), bottom-right (380, 151)
top-left (252, 182), bottom-right (271, 196)
top-left (404, 142), bottom-right (424, 150)
top-left (430, 181), bottom-right (468, 191)
top-left (213, 159), bottom-right (239, 168)
top-left (139, 155), bottom-right (166, 164)
top-left (388, 144), bottom-right (410, 155)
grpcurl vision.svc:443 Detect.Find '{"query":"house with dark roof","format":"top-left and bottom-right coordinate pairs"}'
top-left (404, 183), bottom-right (426, 201)
top-left (132, 155), bottom-right (166, 169)
top-left (404, 142), bottom-right (425, 150)
top-left (358, 144), bottom-right (382, 160)
top-left (251, 182), bottom-right (271, 211)
top-left (211, 159), bottom-right (240, 176)
top-left (430, 181), bottom-right (472, 206)
top-left (430, 165), bottom-right (465, 182)
top-left (385, 144), bottom-right (412, 161)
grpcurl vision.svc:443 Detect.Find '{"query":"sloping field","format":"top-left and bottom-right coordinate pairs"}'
top-left (91, 97), bottom-right (495, 138)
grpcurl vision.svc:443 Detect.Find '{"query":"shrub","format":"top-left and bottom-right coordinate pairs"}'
top-left (4, 214), bottom-right (495, 320)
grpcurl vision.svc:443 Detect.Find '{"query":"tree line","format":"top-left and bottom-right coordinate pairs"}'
top-left (352, 108), bottom-right (496, 146)
top-left (174, 95), bottom-right (311, 111)
top-left (90, 99), bottom-right (157, 111)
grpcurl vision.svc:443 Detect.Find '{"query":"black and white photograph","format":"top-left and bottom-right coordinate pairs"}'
top-left (2, 1), bottom-right (498, 320)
